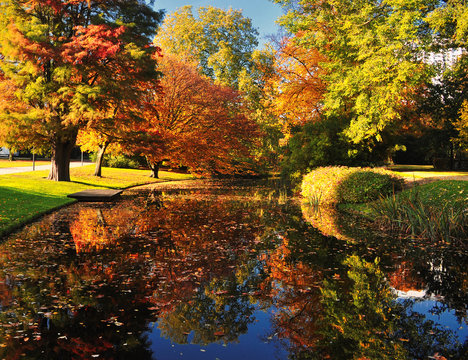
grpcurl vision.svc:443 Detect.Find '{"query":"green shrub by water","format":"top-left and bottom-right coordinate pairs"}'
top-left (301, 166), bottom-right (403, 205)
top-left (90, 153), bottom-right (146, 169)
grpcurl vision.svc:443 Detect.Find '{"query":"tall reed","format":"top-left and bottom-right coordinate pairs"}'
top-left (371, 188), bottom-right (467, 243)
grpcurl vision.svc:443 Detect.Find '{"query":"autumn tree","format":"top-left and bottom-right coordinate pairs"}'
top-left (426, 0), bottom-right (468, 47)
top-left (127, 54), bottom-right (260, 178)
top-left (454, 100), bottom-right (468, 150)
top-left (154, 5), bottom-right (259, 89)
top-left (0, 0), bottom-right (163, 181)
top-left (273, 0), bottom-right (436, 146)
top-left (417, 55), bottom-right (468, 167)
top-left (267, 37), bottom-right (326, 135)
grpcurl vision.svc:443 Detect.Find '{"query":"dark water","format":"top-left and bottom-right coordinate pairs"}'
top-left (0, 180), bottom-right (466, 359)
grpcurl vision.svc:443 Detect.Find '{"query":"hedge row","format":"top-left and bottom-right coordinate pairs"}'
top-left (301, 166), bottom-right (404, 205)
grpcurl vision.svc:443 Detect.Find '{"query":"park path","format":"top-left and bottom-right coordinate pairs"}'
top-left (0, 161), bottom-right (86, 175)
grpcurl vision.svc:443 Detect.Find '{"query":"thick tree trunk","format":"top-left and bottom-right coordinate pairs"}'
top-left (148, 160), bottom-right (162, 178)
top-left (48, 137), bottom-right (77, 181)
top-left (94, 142), bottom-right (110, 177)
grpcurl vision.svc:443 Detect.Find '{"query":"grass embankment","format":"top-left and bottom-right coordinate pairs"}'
top-left (345, 180), bottom-right (468, 242)
top-left (386, 164), bottom-right (468, 181)
top-left (301, 165), bottom-right (467, 242)
top-left (371, 181), bottom-right (467, 241)
top-left (0, 165), bottom-right (194, 238)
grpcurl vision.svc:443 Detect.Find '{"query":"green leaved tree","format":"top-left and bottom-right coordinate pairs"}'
top-left (273, 0), bottom-right (436, 146)
top-left (154, 5), bottom-right (259, 90)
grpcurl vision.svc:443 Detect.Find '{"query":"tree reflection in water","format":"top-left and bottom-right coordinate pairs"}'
top-left (0, 180), bottom-right (466, 359)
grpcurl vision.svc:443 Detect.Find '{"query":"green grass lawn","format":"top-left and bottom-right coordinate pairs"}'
top-left (407, 180), bottom-right (468, 209)
top-left (0, 165), bottom-right (194, 238)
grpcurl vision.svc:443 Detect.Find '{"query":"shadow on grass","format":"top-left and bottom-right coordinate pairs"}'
top-left (69, 180), bottom-right (116, 189)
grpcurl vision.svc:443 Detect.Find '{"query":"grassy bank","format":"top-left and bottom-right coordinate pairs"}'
top-left (344, 180), bottom-right (467, 242)
top-left (0, 165), bottom-right (193, 238)
top-left (386, 164), bottom-right (468, 181)
top-left (300, 166), bottom-right (467, 242)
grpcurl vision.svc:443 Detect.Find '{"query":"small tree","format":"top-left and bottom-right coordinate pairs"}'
top-left (127, 54), bottom-right (260, 178)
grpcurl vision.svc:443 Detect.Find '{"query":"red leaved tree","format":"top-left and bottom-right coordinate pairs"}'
top-left (0, 0), bottom-right (162, 180)
top-left (127, 54), bottom-right (261, 178)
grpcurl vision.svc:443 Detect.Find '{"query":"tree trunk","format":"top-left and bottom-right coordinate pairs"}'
top-left (450, 142), bottom-right (454, 170)
top-left (94, 142), bottom-right (110, 177)
top-left (48, 137), bottom-right (76, 181)
top-left (148, 160), bottom-right (162, 178)
top-left (8, 152), bottom-right (14, 161)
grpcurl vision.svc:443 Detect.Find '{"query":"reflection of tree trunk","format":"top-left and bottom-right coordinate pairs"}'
top-left (148, 159), bottom-right (162, 178)
top-left (96, 209), bottom-right (107, 226)
top-left (94, 141), bottom-right (110, 177)
top-left (48, 134), bottom-right (77, 181)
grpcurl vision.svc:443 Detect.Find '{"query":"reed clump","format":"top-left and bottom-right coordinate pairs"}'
top-left (371, 187), bottom-right (467, 243)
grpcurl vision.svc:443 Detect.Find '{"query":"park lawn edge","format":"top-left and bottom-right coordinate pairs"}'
top-left (338, 179), bottom-right (468, 219)
top-left (0, 166), bottom-right (195, 240)
top-left (0, 198), bottom-right (77, 239)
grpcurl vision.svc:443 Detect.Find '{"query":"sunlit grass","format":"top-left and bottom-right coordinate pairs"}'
top-left (385, 165), bottom-right (468, 179)
top-left (386, 164), bottom-right (434, 171)
top-left (342, 180), bottom-right (467, 215)
top-left (392, 170), bottom-right (468, 179)
top-left (0, 165), bottom-right (194, 237)
top-left (370, 181), bottom-right (467, 242)
top-left (0, 159), bottom-right (50, 168)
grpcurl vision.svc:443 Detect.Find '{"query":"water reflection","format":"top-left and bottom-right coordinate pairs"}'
top-left (0, 180), bottom-right (466, 359)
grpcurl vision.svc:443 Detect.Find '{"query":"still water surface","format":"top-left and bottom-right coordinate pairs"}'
top-left (0, 180), bottom-right (466, 359)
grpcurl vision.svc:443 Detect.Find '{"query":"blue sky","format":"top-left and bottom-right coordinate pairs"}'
top-left (154, 0), bottom-right (284, 45)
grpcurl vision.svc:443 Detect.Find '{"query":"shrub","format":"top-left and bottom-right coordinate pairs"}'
top-left (301, 166), bottom-right (403, 205)
top-left (106, 155), bottom-right (141, 169)
top-left (89, 153), bottom-right (143, 169)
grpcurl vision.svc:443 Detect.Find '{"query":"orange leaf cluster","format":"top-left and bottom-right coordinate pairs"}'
top-left (267, 37), bottom-right (327, 137)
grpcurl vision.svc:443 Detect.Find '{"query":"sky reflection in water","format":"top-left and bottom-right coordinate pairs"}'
top-left (0, 180), bottom-right (466, 359)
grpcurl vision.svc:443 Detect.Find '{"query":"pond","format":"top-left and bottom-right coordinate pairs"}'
top-left (0, 180), bottom-right (466, 359)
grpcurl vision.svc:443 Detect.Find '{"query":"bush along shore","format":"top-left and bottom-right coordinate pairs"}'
top-left (301, 166), bottom-right (467, 243)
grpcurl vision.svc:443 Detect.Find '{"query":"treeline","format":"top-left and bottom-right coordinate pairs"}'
top-left (0, 1), bottom-right (467, 181)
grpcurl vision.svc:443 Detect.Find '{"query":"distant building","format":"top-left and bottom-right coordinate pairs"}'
top-left (0, 147), bottom-right (9, 157)
top-left (422, 47), bottom-right (466, 72)
top-left (0, 148), bottom-right (19, 157)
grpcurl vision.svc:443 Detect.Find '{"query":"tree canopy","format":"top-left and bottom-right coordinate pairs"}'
top-left (126, 54), bottom-right (260, 178)
top-left (273, 0), bottom-right (436, 144)
top-left (0, 0), bottom-right (163, 180)
top-left (154, 5), bottom-right (259, 89)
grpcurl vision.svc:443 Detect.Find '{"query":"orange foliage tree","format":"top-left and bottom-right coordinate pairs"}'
top-left (127, 54), bottom-right (261, 178)
top-left (266, 36), bottom-right (327, 138)
top-left (0, 0), bottom-right (163, 180)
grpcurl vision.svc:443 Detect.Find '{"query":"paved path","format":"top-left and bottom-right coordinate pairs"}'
top-left (0, 161), bottom-right (87, 175)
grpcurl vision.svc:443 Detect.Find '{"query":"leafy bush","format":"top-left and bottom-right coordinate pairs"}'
top-left (106, 155), bottom-right (141, 169)
top-left (280, 119), bottom-right (349, 181)
top-left (301, 166), bottom-right (403, 205)
top-left (89, 152), bottom-right (108, 166)
top-left (89, 153), bottom-right (144, 169)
